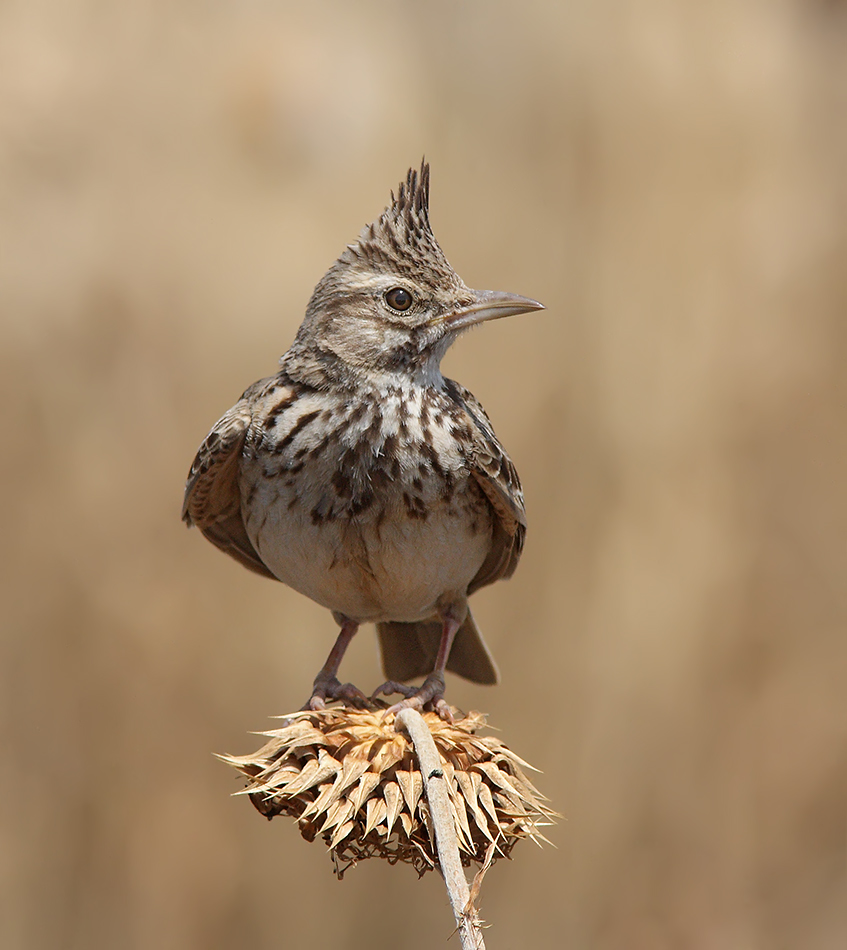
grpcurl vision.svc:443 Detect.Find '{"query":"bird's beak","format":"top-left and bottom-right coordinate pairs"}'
top-left (445, 289), bottom-right (545, 331)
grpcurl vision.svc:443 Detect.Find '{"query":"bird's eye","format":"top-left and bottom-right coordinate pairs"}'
top-left (384, 287), bottom-right (413, 312)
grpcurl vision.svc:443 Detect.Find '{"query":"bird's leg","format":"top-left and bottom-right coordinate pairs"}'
top-left (374, 612), bottom-right (462, 722)
top-left (305, 616), bottom-right (368, 710)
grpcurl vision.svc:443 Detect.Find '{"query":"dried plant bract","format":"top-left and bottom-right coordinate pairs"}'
top-left (220, 707), bottom-right (556, 877)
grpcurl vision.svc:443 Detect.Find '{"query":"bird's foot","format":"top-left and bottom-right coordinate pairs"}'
top-left (371, 680), bottom-right (418, 701)
top-left (304, 672), bottom-right (369, 711)
top-left (372, 673), bottom-right (457, 723)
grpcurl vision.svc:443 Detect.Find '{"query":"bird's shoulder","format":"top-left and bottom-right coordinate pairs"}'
top-left (182, 375), bottom-right (303, 580)
top-left (441, 377), bottom-right (526, 591)
top-left (442, 378), bottom-right (526, 529)
top-left (181, 375), bottom-right (291, 527)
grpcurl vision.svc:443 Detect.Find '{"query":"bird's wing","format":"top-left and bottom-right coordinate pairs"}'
top-left (182, 376), bottom-right (281, 580)
top-left (443, 379), bottom-right (527, 594)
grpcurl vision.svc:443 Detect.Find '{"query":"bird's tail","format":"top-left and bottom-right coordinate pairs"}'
top-left (376, 610), bottom-right (499, 686)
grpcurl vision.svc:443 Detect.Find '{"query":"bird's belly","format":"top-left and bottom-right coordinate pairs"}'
top-left (241, 474), bottom-right (493, 623)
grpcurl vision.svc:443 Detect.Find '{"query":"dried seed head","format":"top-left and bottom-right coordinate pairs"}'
top-left (219, 707), bottom-right (557, 877)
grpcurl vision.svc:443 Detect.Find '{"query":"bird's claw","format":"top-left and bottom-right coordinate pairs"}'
top-left (371, 680), bottom-right (418, 701)
top-left (373, 673), bottom-right (458, 722)
top-left (304, 674), bottom-right (369, 711)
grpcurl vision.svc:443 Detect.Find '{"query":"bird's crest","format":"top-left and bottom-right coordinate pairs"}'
top-left (344, 160), bottom-right (456, 284)
top-left (387, 161), bottom-right (431, 235)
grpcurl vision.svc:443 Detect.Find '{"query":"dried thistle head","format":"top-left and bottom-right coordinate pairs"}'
top-left (220, 707), bottom-right (556, 877)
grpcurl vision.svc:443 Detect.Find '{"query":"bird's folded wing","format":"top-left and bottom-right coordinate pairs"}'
top-left (444, 379), bottom-right (527, 594)
top-left (182, 377), bottom-right (279, 580)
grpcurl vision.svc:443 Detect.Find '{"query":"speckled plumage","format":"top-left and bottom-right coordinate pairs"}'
top-left (182, 163), bottom-right (542, 715)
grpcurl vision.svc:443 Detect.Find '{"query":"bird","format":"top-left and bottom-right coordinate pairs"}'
top-left (182, 161), bottom-right (543, 718)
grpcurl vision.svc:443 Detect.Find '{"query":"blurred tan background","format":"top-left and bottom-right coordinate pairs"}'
top-left (1, 1), bottom-right (845, 948)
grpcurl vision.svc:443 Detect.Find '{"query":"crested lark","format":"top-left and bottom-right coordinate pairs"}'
top-left (182, 162), bottom-right (543, 717)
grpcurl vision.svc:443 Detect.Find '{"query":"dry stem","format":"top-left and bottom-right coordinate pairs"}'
top-left (395, 708), bottom-right (486, 950)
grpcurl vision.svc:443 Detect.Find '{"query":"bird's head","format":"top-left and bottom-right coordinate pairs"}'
top-left (288, 162), bottom-right (543, 388)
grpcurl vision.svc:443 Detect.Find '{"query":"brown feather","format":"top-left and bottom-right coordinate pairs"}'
top-left (377, 610), bottom-right (499, 685)
top-left (182, 377), bottom-right (281, 578)
top-left (443, 379), bottom-right (526, 595)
